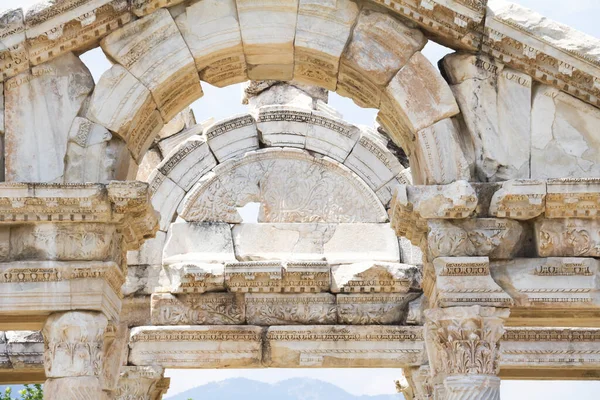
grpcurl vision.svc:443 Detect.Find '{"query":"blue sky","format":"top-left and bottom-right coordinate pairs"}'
top-left (3, 0), bottom-right (600, 398)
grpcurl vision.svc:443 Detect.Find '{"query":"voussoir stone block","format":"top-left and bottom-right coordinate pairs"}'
top-left (411, 118), bottom-right (471, 185)
top-left (256, 106), bottom-right (310, 148)
top-left (293, 0), bottom-right (359, 90)
top-left (205, 114), bottom-right (259, 162)
top-left (5, 53), bottom-right (94, 182)
top-left (87, 64), bottom-right (164, 162)
top-left (232, 223), bottom-right (400, 263)
top-left (162, 222), bottom-right (236, 265)
top-left (148, 170), bottom-right (185, 232)
top-left (175, 0), bottom-right (247, 87)
top-left (236, 0), bottom-right (299, 80)
top-left (157, 135), bottom-right (217, 191)
top-left (338, 9), bottom-right (426, 108)
top-left (101, 8), bottom-right (203, 122)
top-left (344, 127), bottom-right (405, 192)
top-left (442, 53), bottom-right (532, 181)
top-left (304, 111), bottom-right (361, 163)
top-left (380, 52), bottom-right (459, 147)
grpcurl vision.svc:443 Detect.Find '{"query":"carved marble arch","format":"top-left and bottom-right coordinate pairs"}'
top-left (78, 0), bottom-right (470, 187)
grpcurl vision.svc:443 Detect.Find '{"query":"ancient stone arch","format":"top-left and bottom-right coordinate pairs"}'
top-left (1, 1), bottom-right (600, 400)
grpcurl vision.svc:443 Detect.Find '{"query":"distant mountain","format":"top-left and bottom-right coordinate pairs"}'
top-left (165, 378), bottom-right (402, 400)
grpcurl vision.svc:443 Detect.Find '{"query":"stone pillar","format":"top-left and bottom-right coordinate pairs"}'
top-left (114, 366), bottom-right (170, 400)
top-left (42, 311), bottom-right (109, 400)
top-left (424, 306), bottom-right (509, 400)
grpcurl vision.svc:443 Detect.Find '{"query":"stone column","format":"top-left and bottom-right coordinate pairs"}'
top-left (114, 366), bottom-right (170, 400)
top-left (424, 306), bottom-right (509, 400)
top-left (42, 311), bottom-right (109, 400)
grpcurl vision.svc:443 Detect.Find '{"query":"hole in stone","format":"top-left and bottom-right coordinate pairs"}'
top-left (237, 202), bottom-right (261, 223)
top-left (79, 47), bottom-right (112, 83)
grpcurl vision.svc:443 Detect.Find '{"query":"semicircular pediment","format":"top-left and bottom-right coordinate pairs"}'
top-left (178, 148), bottom-right (388, 223)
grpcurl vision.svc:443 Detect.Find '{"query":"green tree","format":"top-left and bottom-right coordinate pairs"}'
top-left (1, 385), bottom-right (43, 400)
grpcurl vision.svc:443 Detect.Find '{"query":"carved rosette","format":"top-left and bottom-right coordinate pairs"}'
top-left (43, 311), bottom-right (108, 378)
top-left (424, 306), bottom-right (509, 393)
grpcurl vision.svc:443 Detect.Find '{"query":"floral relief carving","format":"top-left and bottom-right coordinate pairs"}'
top-left (151, 293), bottom-right (245, 325)
top-left (43, 311), bottom-right (108, 378)
top-left (424, 306), bottom-right (509, 377)
top-left (180, 150), bottom-right (387, 223)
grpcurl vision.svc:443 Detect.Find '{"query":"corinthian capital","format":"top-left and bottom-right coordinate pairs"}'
top-left (424, 306), bottom-right (509, 377)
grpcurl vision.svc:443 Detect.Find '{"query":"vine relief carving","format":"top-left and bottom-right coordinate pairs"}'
top-left (179, 149), bottom-right (387, 223)
top-left (424, 306), bottom-right (509, 377)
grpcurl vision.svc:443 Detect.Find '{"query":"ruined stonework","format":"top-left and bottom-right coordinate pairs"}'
top-left (1, 1), bottom-right (600, 399)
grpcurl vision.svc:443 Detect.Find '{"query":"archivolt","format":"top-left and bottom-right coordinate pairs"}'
top-left (77, 1), bottom-right (470, 186)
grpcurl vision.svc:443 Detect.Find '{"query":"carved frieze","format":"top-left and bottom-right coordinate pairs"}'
top-left (546, 178), bottom-right (600, 218)
top-left (128, 325), bottom-right (263, 368)
top-left (432, 257), bottom-right (513, 308)
top-left (151, 293), bottom-right (245, 325)
top-left (224, 261), bottom-right (284, 293)
top-left (331, 262), bottom-right (417, 294)
top-left (427, 219), bottom-right (527, 259)
top-left (490, 258), bottom-right (599, 307)
top-left (265, 325), bottom-right (425, 368)
top-left (501, 328), bottom-right (600, 369)
top-left (0, 9), bottom-right (29, 82)
top-left (245, 293), bottom-right (336, 325)
top-left (25, 0), bottom-right (131, 67)
top-left (490, 180), bottom-right (546, 220)
top-left (337, 293), bottom-right (417, 325)
top-left (283, 261), bottom-right (331, 293)
top-left (179, 149), bottom-right (387, 224)
top-left (535, 219), bottom-right (600, 257)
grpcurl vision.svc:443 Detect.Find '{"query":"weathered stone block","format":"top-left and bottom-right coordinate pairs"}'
top-left (205, 114), bottom-right (259, 162)
top-left (5, 53), bottom-right (94, 182)
top-left (176, 0), bottom-right (247, 87)
top-left (129, 326), bottom-right (263, 368)
top-left (294, 0), bottom-right (359, 90)
top-left (162, 222), bottom-right (236, 265)
top-left (236, 0), bottom-right (298, 80)
top-left (157, 136), bottom-right (217, 191)
top-left (101, 9), bottom-right (203, 122)
top-left (331, 262), bottom-right (417, 294)
top-left (151, 293), bottom-right (245, 325)
top-left (245, 293), bottom-right (336, 325)
top-left (337, 293), bottom-right (416, 325)
top-left (265, 325), bottom-right (425, 368)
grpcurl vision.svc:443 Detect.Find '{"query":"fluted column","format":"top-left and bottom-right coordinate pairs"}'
top-left (42, 311), bottom-right (109, 400)
top-left (424, 306), bottom-right (509, 400)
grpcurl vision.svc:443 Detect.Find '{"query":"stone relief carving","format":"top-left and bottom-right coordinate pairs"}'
top-left (424, 306), bottom-right (509, 377)
top-left (180, 149), bottom-right (387, 223)
top-left (43, 311), bottom-right (108, 378)
top-left (151, 293), bottom-right (245, 325)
